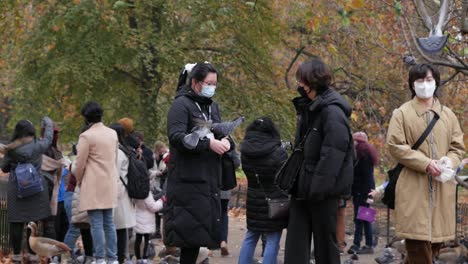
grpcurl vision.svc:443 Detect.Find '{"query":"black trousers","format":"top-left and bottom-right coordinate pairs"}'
top-left (180, 247), bottom-right (200, 264)
top-left (284, 199), bottom-right (340, 264)
top-left (135, 233), bottom-right (150, 259)
top-left (117, 229), bottom-right (128, 263)
top-left (10, 222), bottom-right (34, 255)
top-left (55, 201), bottom-right (68, 242)
top-left (80, 228), bottom-right (94, 256)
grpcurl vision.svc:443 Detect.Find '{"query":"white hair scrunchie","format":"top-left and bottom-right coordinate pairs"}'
top-left (184, 63), bottom-right (197, 74)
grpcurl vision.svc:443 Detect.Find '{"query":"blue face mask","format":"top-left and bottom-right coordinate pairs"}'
top-left (200, 85), bottom-right (216, 98)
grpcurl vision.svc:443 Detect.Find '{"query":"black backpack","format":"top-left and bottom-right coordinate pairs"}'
top-left (119, 146), bottom-right (150, 199)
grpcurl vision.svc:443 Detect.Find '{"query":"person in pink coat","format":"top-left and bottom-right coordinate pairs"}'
top-left (134, 193), bottom-right (165, 264)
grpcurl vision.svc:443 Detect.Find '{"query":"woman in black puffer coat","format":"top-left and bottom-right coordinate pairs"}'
top-left (238, 117), bottom-right (288, 264)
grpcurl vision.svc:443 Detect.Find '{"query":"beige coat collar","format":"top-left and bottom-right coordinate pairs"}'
top-left (410, 97), bottom-right (443, 117)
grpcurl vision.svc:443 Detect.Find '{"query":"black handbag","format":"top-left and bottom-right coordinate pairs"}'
top-left (267, 197), bottom-right (290, 219)
top-left (382, 112), bottom-right (440, 209)
top-left (255, 172), bottom-right (289, 219)
top-left (275, 128), bottom-right (311, 193)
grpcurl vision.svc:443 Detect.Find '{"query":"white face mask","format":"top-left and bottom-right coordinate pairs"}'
top-left (414, 80), bottom-right (436, 99)
top-left (200, 85), bottom-right (216, 98)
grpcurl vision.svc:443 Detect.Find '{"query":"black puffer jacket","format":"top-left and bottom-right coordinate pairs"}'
top-left (241, 130), bottom-right (288, 232)
top-left (164, 85), bottom-right (232, 249)
top-left (292, 89), bottom-right (354, 201)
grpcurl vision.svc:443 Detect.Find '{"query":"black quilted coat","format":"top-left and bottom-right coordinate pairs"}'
top-left (164, 85), bottom-right (232, 249)
top-left (240, 130), bottom-right (288, 232)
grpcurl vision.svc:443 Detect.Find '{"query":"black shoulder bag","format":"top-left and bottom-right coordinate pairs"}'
top-left (275, 128), bottom-right (311, 193)
top-left (382, 113), bottom-right (440, 209)
top-left (255, 172), bottom-right (289, 219)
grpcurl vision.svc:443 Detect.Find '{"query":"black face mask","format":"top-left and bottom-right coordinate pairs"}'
top-left (297, 86), bottom-right (309, 98)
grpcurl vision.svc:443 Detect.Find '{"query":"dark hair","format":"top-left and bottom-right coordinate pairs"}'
top-left (296, 58), bottom-right (332, 95)
top-left (245, 116), bottom-right (281, 139)
top-left (11, 120), bottom-right (36, 142)
top-left (134, 131), bottom-right (144, 143)
top-left (109, 123), bottom-right (126, 147)
top-left (355, 141), bottom-right (379, 166)
top-left (408, 63), bottom-right (440, 98)
top-left (81, 101), bottom-right (103, 123)
top-left (176, 63), bottom-right (217, 91)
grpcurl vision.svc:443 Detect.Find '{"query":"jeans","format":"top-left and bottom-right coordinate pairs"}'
top-left (63, 192), bottom-right (81, 251)
top-left (239, 230), bottom-right (282, 264)
top-left (88, 209), bottom-right (117, 261)
top-left (353, 198), bottom-right (373, 247)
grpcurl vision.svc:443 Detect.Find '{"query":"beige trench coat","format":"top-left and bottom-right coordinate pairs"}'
top-left (74, 122), bottom-right (119, 211)
top-left (387, 97), bottom-right (465, 242)
top-left (114, 148), bottom-right (136, 229)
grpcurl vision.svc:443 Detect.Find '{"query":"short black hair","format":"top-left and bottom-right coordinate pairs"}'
top-left (245, 116), bottom-right (281, 139)
top-left (11, 120), bottom-right (36, 142)
top-left (408, 64), bottom-right (440, 98)
top-left (81, 101), bottom-right (103, 123)
top-left (296, 58), bottom-right (332, 95)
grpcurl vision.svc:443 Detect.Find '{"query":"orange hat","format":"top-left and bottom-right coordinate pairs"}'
top-left (118, 118), bottom-right (134, 135)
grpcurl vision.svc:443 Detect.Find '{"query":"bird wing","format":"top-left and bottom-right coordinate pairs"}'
top-left (30, 237), bottom-right (71, 257)
top-left (212, 116), bottom-right (245, 137)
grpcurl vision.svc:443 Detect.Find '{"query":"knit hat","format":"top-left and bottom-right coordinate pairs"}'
top-left (353, 131), bottom-right (368, 142)
top-left (118, 117), bottom-right (134, 135)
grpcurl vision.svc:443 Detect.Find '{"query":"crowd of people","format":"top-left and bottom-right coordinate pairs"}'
top-left (0, 59), bottom-right (465, 264)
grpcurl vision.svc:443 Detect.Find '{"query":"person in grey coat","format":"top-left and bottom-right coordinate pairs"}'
top-left (0, 117), bottom-right (54, 264)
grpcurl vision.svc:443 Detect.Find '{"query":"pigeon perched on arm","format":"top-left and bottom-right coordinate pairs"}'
top-left (183, 116), bottom-right (245, 150)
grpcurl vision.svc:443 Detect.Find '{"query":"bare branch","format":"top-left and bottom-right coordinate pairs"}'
top-left (113, 67), bottom-right (141, 84)
top-left (284, 46), bottom-right (305, 90)
top-left (440, 70), bottom-right (460, 86)
top-left (447, 45), bottom-right (468, 68)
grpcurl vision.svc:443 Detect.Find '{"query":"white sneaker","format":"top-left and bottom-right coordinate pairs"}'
top-left (196, 247), bottom-right (209, 264)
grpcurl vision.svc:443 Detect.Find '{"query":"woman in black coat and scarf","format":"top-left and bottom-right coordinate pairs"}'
top-left (284, 59), bottom-right (354, 264)
top-left (238, 117), bottom-right (288, 264)
top-left (0, 117), bottom-right (54, 264)
top-left (164, 62), bottom-right (234, 264)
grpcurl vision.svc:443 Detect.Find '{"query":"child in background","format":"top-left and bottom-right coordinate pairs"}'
top-left (134, 193), bottom-right (166, 264)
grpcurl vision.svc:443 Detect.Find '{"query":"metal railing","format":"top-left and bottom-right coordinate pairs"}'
top-left (0, 178), bottom-right (10, 254)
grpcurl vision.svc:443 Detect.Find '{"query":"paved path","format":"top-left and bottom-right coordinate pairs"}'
top-left (150, 214), bottom-right (399, 264)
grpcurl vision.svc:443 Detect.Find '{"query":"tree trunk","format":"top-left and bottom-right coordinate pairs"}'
top-left (127, 1), bottom-right (163, 142)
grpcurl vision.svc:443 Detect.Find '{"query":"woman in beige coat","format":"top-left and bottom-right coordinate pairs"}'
top-left (110, 123), bottom-right (137, 264)
top-left (74, 102), bottom-right (119, 264)
top-left (387, 64), bottom-right (465, 263)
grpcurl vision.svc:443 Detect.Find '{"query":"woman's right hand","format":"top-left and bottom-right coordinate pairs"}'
top-left (209, 139), bottom-right (230, 155)
top-left (426, 160), bottom-right (442, 177)
top-left (368, 189), bottom-right (378, 197)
